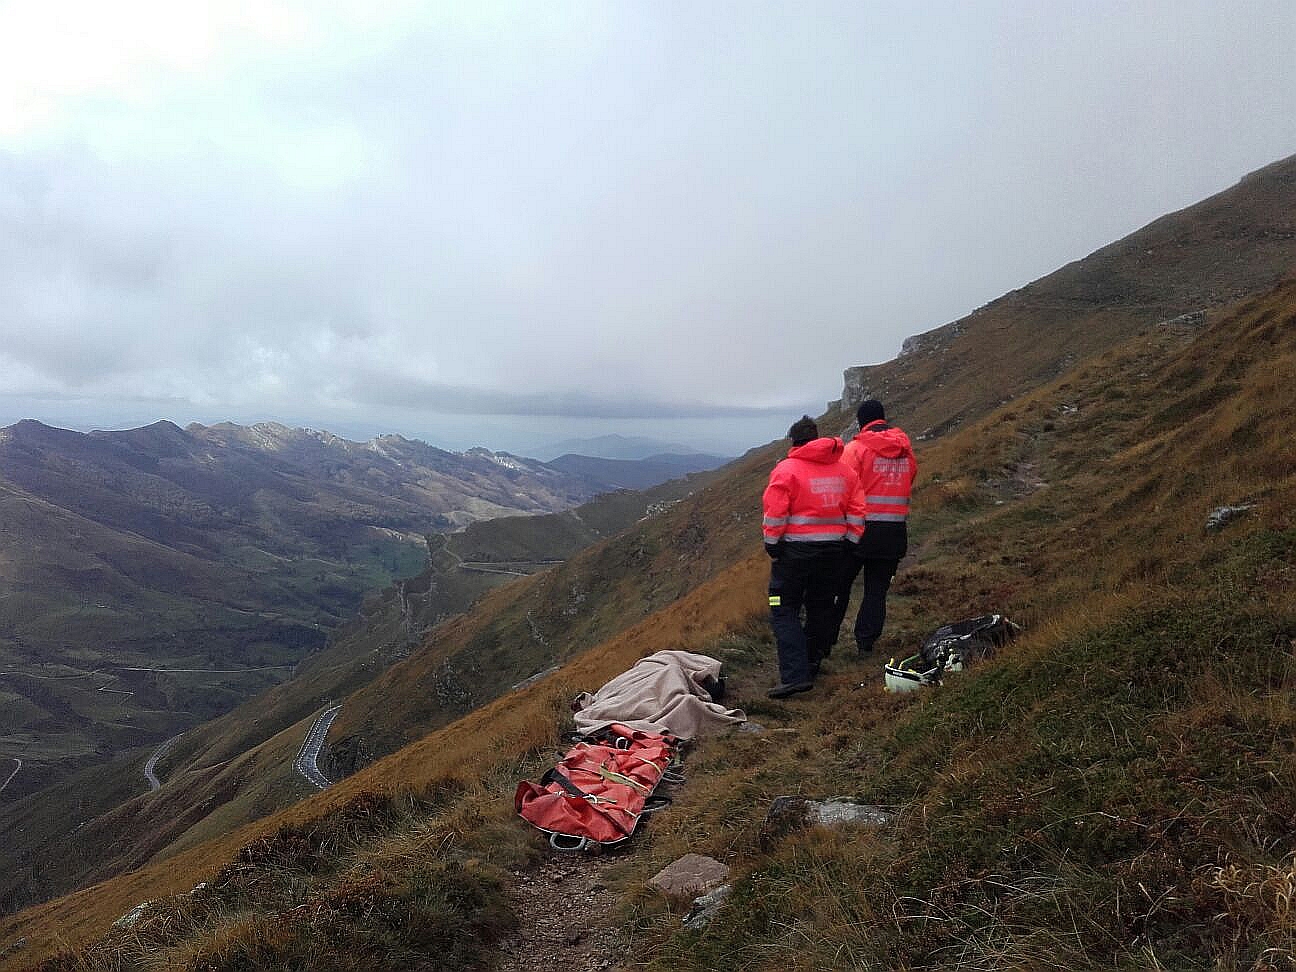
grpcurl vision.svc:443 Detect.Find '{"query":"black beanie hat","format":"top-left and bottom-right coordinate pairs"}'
top-left (856, 399), bottom-right (885, 426)
top-left (788, 415), bottom-right (818, 446)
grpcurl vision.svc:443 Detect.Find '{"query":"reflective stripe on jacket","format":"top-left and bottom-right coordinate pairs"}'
top-left (842, 420), bottom-right (917, 522)
top-left (762, 437), bottom-right (865, 545)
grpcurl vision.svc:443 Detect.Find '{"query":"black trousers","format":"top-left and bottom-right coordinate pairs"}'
top-left (832, 555), bottom-right (900, 651)
top-left (768, 545), bottom-right (843, 685)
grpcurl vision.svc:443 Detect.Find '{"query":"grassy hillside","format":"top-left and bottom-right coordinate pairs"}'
top-left (4, 267), bottom-right (1293, 969)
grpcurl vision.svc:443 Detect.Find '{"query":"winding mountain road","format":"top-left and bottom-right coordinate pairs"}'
top-left (0, 664), bottom-right (294, 678)
top-left (294, 705), bottom-right (342, 789)
top-left (144, 734), bottom-right (184, 791)
top-left (456, 560), bottom-right (564, 576)
top-left (0, 757), bottom-right (20, 796)
top-left (0, 663), bottom-right (295, 700)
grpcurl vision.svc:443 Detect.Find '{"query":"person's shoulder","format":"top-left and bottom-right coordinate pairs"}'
top-left (845, 432), bottom-right (877, 454)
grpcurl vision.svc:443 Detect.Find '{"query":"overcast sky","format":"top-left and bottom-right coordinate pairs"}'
top-left (2, 1), bottom-right (1295, 455)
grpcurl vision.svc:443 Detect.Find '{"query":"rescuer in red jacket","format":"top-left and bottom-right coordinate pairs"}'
top-left (831, 399), bottom-right (917, 655)
top-left (762, 416), bottom-right (865, 698)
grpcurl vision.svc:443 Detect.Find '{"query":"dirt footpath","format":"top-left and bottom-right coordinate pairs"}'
top-left (493, 853), bottom-right (628, 972)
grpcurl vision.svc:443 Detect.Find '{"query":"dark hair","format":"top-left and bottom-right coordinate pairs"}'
top-left (788, 415), bottom-right (818, 445)
top-left (856, 399), bottom-right (885, 425)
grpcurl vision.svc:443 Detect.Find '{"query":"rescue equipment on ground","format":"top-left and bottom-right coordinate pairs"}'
top-left (883, 654), bottom-right (934, 693)
top-left (515, 723), bottom-right (680, 852)
top-left (883, 614), bottom-right (1020, 692)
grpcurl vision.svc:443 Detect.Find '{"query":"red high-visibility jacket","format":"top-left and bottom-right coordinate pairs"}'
top-left (842, 420), bottom-right (917, 524)
top-left (762, 437), bottom-right (865, 546)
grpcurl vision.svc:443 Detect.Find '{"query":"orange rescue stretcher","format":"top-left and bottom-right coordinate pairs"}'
top-left (514, 724), bottom-right (680, 851)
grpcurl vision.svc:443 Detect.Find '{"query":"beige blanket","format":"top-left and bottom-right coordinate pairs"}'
top-left (573, 650), bottom-right (747, 740)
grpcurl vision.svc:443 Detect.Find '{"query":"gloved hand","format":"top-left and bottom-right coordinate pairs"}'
top-left (764, 541), bottom-right (784, 560)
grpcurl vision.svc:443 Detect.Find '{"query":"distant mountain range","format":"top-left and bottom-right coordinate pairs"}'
top-left (545, 451), bottom-right (730, 490)
top-left (525, 433), bottom-right (727, 462)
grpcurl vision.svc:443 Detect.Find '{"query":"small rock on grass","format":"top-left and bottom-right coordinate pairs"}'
top-left (761, 796), bottom-right (895, 845)
top-left (683, 884), bottom-right (732, 928)
top-left (1206, 504), bottom-right (1255, 531)
top-left (648, 854), bottom-right (730, 897)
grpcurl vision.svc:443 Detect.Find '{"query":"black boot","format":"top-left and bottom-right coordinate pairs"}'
top-left (767, 680), bottom-right (814, 699)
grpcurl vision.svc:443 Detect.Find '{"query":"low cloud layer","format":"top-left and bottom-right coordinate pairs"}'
top-left (3, 2), bottom-right (1296, 452)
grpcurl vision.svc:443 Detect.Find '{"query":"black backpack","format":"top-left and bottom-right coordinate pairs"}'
top-left (917, 614), bottom-right (1020, 674)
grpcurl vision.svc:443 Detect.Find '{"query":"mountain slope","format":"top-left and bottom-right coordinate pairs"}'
top-left (9, 151), bottom-right (1293, 806)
